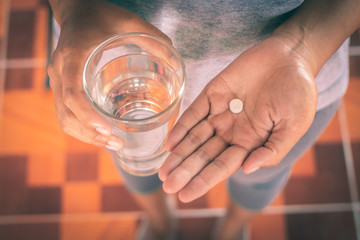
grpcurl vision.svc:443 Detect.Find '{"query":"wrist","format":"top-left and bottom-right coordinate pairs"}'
top-left (271, 0), bottom-right (360, 77)
top-left (49, 0), bottom-right (104, 26)
top-left (270, 26), bottom-right (318, 77)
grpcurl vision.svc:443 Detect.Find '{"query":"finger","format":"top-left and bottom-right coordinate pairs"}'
top-left (55, 100), bottom-right (124, 150)
top-left (178, 145), bottom-right (248, 203)
top-left (159, 119), bottom-right (214, 181)
top-left (58, 53), bottom-right (113, 134)
top-left (241, 121), bottom-right (302, 174)
top-left (162, 136), bottom-right (227, 194)
top-left (49, 66), bottom-right (123, 149)
top-left (164, 92), bottom-right (210, 151)
top-left (63, 87), bottom-right (112, 131)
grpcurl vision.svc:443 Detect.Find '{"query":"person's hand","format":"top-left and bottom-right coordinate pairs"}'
top-left (47, 0), bottom-right (172, 150)
top-left (158, 35), bottom-right (318, 203)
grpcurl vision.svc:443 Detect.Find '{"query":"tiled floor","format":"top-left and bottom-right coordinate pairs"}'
top-left (0, 0), bottom-right (359, 239)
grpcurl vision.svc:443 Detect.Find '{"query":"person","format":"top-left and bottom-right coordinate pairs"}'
top-left (47, 0), bottom-right (360, 239)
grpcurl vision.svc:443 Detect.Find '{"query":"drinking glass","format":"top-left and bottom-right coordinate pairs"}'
top-left (83, 33), bottom-right (186, 176)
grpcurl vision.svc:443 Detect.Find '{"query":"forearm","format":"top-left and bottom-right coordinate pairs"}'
top-left (273, 0), bottom-right (360, 76)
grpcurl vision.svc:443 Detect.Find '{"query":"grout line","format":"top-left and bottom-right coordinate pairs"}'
top-left (0, 202), bottom-right (357, 225)
top-left (175, 208), bottom-right (225, 218)
top-left (263, 202), bottom-right (353, 214)
top-left (350, 46), bottom-right (360, 56)
top-left (0, 58), bottom-right (47, 69)
top-left (0, 0), bottom-right (11, 122)
top-left (338, 101), bottom-right (360, 240)
top-left (243, 224), bottom-right (250, 240)
top-left (0, 212), bottom-right (143, 225)
top-left (338, 102), bottom-right (359, 202)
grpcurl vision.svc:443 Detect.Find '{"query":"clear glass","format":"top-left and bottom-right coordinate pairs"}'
top-left (83, 33), bottom-right (186, 176)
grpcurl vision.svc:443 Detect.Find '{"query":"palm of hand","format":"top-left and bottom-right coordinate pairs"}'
top-left (159, 37), bottom-right (318, 202)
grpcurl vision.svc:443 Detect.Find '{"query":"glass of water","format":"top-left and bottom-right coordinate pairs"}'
top-left (83, 33), bottom-right (186, 176)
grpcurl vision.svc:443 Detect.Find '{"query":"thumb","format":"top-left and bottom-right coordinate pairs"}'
top-left (241, 121), bottom-right (305, 174)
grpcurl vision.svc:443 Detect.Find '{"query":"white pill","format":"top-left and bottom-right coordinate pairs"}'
top-left (229, 99), bottom-right (243, 113)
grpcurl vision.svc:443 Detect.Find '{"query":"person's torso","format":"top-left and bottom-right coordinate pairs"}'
top-left (110, 0), bottom-right (304, 61)
top-left (108, 0), bottom-right (349, 111)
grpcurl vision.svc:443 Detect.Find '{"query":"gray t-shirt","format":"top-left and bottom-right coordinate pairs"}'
top-left (64, 0), bottom-right (343, 111)
top-left (109, 0), bottom-right (349, 111)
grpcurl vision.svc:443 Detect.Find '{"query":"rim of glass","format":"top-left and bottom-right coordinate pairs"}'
top-left (83, 32), bottom-right (186, 123)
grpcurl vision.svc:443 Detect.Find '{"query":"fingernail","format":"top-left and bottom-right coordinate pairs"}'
top-left (245, 165), bottom-right (260, 174)
top-left (162, 182), bottom-right (173, 194)
top-left (158, 172), bottom-right (166, 182)
top-left (96, 127), bottom-right (111, 136)
top-left (105, 145), bottom-right (120, 151)
top-left (107, 139), bottom-right (123, 150)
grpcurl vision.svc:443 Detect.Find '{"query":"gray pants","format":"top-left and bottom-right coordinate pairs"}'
top-left (115, 100), bottom-right (341, 210)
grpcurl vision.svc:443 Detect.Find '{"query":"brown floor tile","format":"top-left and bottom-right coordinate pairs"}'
top-left (5, 68), bottom-right (33, 90)
top-left (350, 29), bottom-right (360, 46)
top-left (0, 155), bottom-right (27, 185)
top-left (350, 56), bottom-right (360, 78)
top-left (284, 143), bottom-right (350, 204)
top-left (269, 148), bottom-right (318, 205)
top-left (178, 216), bottom-right (217, 240)
top-left (178, 194), bottom-right (208, 209)
top-left (0, 37), bottom-right (3, 57)
top-left (351, 142), bottom-right (360, 195)
top-left (344, 80), bottom-right (360, 141)
top-left (0, 223), bottom-right (59, 240)
top-left (286, 211), bottom-right (356, 240)
top-left (251, 212), bottom-right (357, 240)
top-left (27, 187), bottom-right (61, 214)
top-left (8, 0), bottom-right (49, 61)
top-left (0, 155), bottom-right (28, 215)
top-left (11, 0), bottom-right (48, 10)
top-left (101, 185), bottom-right (141, 212)
top-left (7, 10), bottom-right (35, 59)
top-left (0, 155), bottom-right (63, 215)
top-left (66, 153), bottom-right (98, 181)
top-left (251, 214), bottom-right (287, 240)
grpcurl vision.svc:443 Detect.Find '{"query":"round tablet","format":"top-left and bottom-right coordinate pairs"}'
top-left (229, 99), bottom-right (243, 113)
